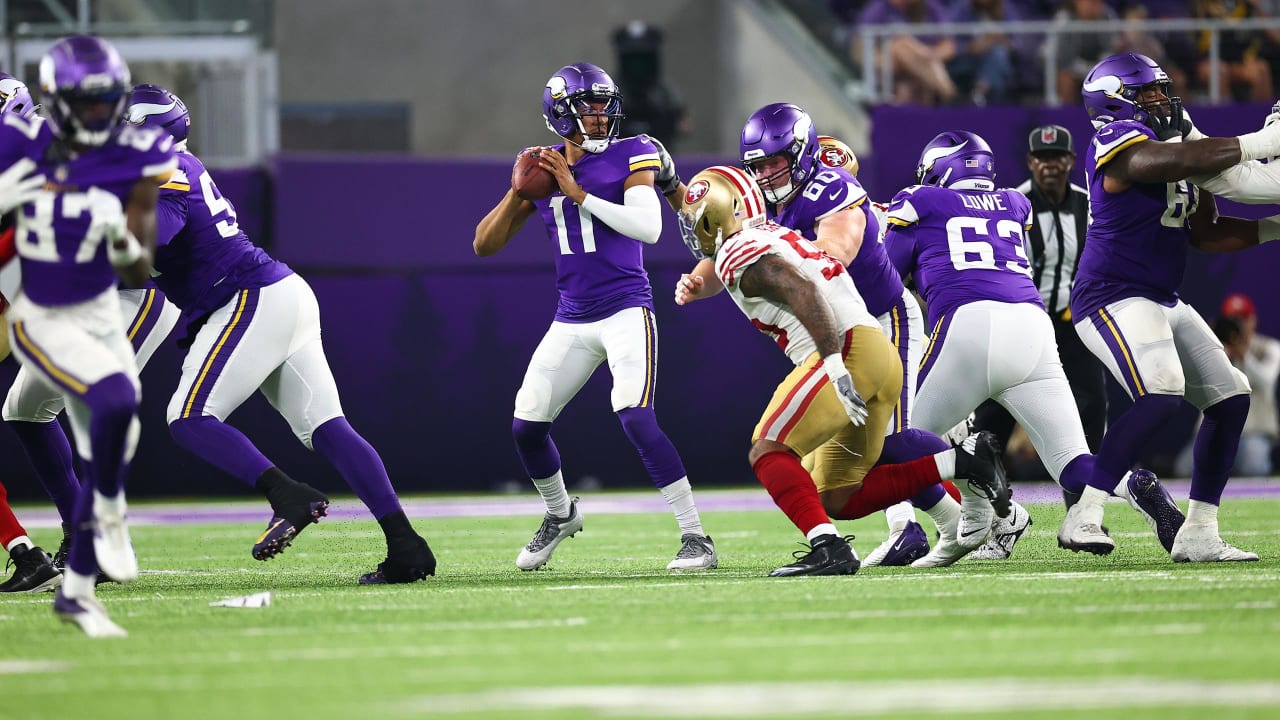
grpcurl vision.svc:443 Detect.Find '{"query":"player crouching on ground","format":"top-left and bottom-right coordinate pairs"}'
top-left (673, 166), bottom-right (1011, 576)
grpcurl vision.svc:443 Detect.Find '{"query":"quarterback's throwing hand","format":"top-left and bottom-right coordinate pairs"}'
top-left (674, 273), bottom-right (704, 305)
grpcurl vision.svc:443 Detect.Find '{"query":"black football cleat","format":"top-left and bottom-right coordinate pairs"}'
top-left (0, 545), bottom-right (62, 593)
top-left (359, 534), bottom-right (436, 585)
top-left (768, 534), bottom-right (860, 577)
top-left (252, 481), bottom-right (330, 561)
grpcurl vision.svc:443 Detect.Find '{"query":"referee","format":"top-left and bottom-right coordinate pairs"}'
top-left (973, 124), bottom-right (1107, 503)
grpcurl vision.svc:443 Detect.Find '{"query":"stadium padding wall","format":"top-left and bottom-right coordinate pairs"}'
top-left (2, 104), bottom-right (1277, 501)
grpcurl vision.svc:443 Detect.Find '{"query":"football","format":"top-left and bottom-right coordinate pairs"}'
top-left (512, 149), bottom-right (558, 201)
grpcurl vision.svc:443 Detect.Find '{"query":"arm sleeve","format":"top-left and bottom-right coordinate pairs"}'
top-left (580, 185), bottom-right (663, 245)
top-left (155, 193), bottom-right (188, 247)
top-left (1189, 162), bottom-right (1280, 205)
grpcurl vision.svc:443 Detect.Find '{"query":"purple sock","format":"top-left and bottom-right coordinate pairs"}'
top-left (1088, 393), bottom-right (1181, 493)
top-left (512, 418), bottom-right (561, 479)
top-left (1058, 453), bottom-right (1092, 495)
top-left (1190, 394), bottom-right (1249, 505)
top-left (66, 483), bottom-right (97, 577)
top-left (312, 417), bottom-right (403, 520)
top-left (82, 375), bottom-right (138, 498)
top-left (8, 420), bottom-right (80, 523)
top-left (617, 407), bottom-right (687, 488)
top-left (169, 415), bottom-right (274, 486)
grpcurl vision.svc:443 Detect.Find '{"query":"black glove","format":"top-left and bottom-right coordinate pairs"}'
top-left (650, 137), bottom-right (681, 196)
top-left (1145, 100), bottom-right (1191, 141)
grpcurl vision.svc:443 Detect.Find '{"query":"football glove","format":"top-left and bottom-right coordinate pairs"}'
top-left (0, 159), bottom-right (45, 215)
top-left (823, 354), bottom-right (867, 427)
top-left (650, 137), bottom-right (681, 197)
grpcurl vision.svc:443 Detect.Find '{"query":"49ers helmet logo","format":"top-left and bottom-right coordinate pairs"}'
top-left (819, 146), bottom-right (849, 168)
top-left (685, 179), bottom-right (710, 204)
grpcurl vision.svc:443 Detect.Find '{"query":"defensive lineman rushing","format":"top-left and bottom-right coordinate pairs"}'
top-left (0, 36), bottom-right (176, 636)
top-left (1069, 53), bottom-right (1280, 561)
top-left (673, 165), bottom-right (1010, 576)
top-left (127, 84), bottom-right (435, 583)
top-left (885, 130), bottom-right (1186, 564)
top-left (473, 63), bottom-right (716, 571)
top-left (739, 103), bottom-right (970, 567)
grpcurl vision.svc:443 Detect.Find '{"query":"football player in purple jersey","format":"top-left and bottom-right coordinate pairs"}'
top-left (886, 130), bottom-right (1188, 565)
top-left (738, 103), bottom-right (972, 568)
top-left (1070, 53), bottom-right (1280, 562)
top-left (127, 84), bottom-right (435, 584)
top-left (0, 36), bottom-right (178, 636)
top-left (474, 62), bottom-right (716, 572)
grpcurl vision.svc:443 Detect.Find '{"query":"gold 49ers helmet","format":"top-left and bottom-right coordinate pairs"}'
top-left (816, 134), bottom-right (859, 176)
top-left (678, 165), bottom-right (768, 258)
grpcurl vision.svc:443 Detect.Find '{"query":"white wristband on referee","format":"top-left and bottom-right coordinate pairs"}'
top-left (822, 353), bottom-right (848, 381)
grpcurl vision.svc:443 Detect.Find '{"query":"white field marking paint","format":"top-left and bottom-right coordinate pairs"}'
top-left (0, 660), bottom-right (70, 674)
top-left (240, 617), bottom-right (587, 636)
top-left (406, 679), bottom-right (1280, 717)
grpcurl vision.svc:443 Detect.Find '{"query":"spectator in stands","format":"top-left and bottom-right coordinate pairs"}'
top-left (947, 0), bottom-right (1028, 105)
top-left (855, 0), bottom-right (958, 105)
top-left (1191, 0), bottom-right (1277, 100)
top-left (1175, 294), bottom-right (1280, 476)
top-left (1052, 0), bottom-right (1120, 104)
top-left (1117, 3), bottom-right (1189, 95)
top-left (612, 21), bottom-right (690, 150)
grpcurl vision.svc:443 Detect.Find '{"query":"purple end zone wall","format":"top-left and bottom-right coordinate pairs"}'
top-left (2, 108), bottom-right (1277, 501)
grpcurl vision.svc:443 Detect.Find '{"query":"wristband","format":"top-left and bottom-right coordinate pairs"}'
top-left (821, 353), bottom-right (847, 381)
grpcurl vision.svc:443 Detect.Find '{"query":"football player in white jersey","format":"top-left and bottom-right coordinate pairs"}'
top-left (673, 165), bottom-right (1010, 576)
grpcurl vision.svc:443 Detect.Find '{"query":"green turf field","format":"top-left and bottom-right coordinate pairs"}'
top-left (3, 497), bottom-right (1279, 720)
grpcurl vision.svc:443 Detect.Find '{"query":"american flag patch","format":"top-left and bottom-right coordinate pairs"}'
top-left (964, 158), bottom-right (980, 168)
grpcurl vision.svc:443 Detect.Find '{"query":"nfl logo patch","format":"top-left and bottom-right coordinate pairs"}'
top-left (1041, 127), bottom-right (1058, 144)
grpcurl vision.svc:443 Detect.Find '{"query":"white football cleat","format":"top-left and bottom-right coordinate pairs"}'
top-left (971, 501), bottom-right (1033, 560)
top-left (516, 497), bottom-right (583, 571)
top-left (1171, 524), bottom-right (1259, 562)
top-left (1057, 503), bottom-right (1115, 555)
top-left (54, 589), bottom-right (127, 638)
top-left (910, 515), bottom-right (977, 568)
top-left (92, 490), bottom-right (138, 583)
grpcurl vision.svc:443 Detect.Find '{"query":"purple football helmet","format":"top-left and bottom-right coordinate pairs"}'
top-left (740, 103), bottom-right (819, 205)
top-left (0, 73), bottom-right (39, 118)
top-left (916, 130), bottom-right (996, 190)
top-left (1082, 53), bottom-right (1179, 130)
top-left (126, 83), bottom-right (190, 144)
top-left (542, 63), bottom-right (624, 154)
top-left (37, 35), bottom-right (131, 146)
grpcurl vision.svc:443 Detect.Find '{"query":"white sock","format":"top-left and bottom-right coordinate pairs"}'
top-left (1186, 499), bottom-right (1219, 528)
top-left (1110, 471), bottom-right (1134, 500)
top-left (659, 477), bottom-right (704, 536)
top-left (806, 523), bottom-right (839, 542)
top-left (531, 470), bottom-right (571, 518)
top-left (924, 494), bottom-right (961, 538)
top-left (5, 536), bottom-right (33, 553)
top-left (1077, 486), bottom-right (1109, 526)
top-left (934, 449), bottom-right (956, 479)
top-left (62, 569), bottom-right (96, 600)
top-left (884, 502), bottom-right (915, 533)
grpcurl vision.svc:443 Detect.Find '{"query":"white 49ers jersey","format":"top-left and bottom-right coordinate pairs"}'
top-left (714, 220), bottom-right (878, 366)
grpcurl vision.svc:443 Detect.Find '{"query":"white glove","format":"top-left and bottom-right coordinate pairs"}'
top-left (823, 354), bottom-right (867, 426)
top-left (1266, 100), bottom-right (1280, 129)
top-left (87, 188), bottom-right (142, 267)
top-left (1236, 119), bottom-right (1280, 162)
top-left (649, 137), bottom-right (681, 196)
top-left (0, 159), bottom-right (45, 215)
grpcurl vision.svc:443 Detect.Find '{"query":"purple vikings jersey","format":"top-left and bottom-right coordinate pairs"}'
top-left (533, 135), bottom-right (660, 323)
top-left (0, 114), bottom-right (175, 306)
top-left (772, 166), bottom-right (904, 317)
top-left (885, 185), bottom-right (1041, 322)
top-left (153, 151), bottom-right (291, 327)
top-left (1071, 120), bottom-right (1196, 319)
